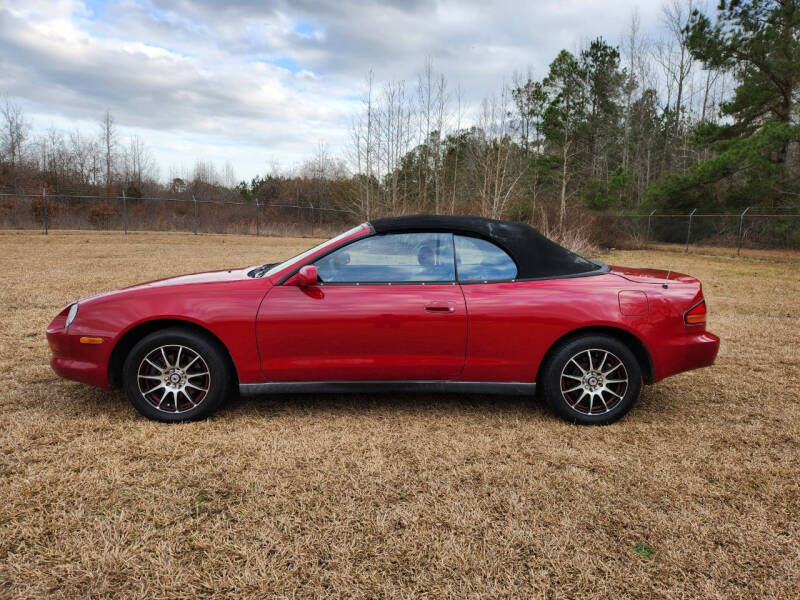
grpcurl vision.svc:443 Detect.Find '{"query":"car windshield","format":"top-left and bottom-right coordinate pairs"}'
top-left (253, 225), bottom-right (366, 278)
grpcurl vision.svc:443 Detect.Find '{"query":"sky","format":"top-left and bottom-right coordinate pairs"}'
top-left (0, 0), bottom-right (666, 182)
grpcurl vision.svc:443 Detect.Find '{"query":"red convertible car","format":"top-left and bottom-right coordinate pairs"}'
top-left (47, 215), bottom-right (719, 424)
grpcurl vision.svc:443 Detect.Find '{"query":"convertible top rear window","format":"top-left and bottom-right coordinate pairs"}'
top-left (455, 235), bottom-right (517, 281)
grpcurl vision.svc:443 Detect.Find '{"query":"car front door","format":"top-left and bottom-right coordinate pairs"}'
top-left (256, 232), bottom-right (467, 382)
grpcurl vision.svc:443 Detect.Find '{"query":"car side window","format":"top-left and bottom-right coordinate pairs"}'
top-left (454, 235), bottom-right (517, 281)
top-left (315, 232), bottom-right (456, 283)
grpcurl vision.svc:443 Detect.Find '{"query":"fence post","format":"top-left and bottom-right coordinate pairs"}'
top-left (309, 202), bottom-right (314, 237)
top-left (192, 195), bottom-right (198, 235)
top-left (42, 187), bottom-right (48, 235)
top-left (122, 189), bottom-right (127, 234)
top-left (737, 206), bottom-right (751, 257)
top-left (645, 209), bottom-right (656, 249)
top-left (255, 199), bottom-right (260, 237)
top-left (685, 208), bottom-right (697, 253)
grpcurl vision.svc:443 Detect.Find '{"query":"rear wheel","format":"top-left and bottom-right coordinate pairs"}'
top-left (122, 328), bottom-right (231, 422)
top-left (540, 334), bottom-right (641, 425)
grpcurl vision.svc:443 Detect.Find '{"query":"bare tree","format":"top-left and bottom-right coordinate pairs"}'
top-left (510, 69), bottom-right (548, 217)
top-left (469, 90), bottom-right (525, 219)
top-left (223, 161), bottom-right (237, 189)
top-left (123, 135), bottom-right (157, 189)
top-left (0, 96), bottom-right (30, 188)
top-left (348, 70), bottom-right (376, 219)
top-left (168, 165), bottom-right (190, 193)
top-left (655, 0), bottom-right (695, 171)
top-left (192, 160), bottom-right (219, 185)
top-left (364, 70), bottom-right (374, 219)
top-left (99, 110), bottom-right (117, 187)
top-left (303, 140), bottom-right (348, 181)
top-left (37, 127), bottom-right (71, 187)
top-left (621, 9), bottom-right (642, 175)
top-left (376, 78), bottom-right (413, 212)
top-left (429, 70), bottom-right (449, 213)
top-left (449, 83), bottom-right (464, 214)
top-left (68, 129), bottom-right (102, 186)
top-left (415, 59), bottom-right (436, 211)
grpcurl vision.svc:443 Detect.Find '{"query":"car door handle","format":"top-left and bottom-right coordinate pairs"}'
top-left (425, 302), bottom-right (456, 313)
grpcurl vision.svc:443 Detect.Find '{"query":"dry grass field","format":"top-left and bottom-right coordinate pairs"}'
top-left (0, 230), bottom-right (798, 599)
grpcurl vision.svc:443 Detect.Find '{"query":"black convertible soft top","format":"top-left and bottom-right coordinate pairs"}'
top-left (369, 214), bottom-right (602, 279)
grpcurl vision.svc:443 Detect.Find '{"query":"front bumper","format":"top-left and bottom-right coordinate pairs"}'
top-left (46, 325), bottom-right (112, 389)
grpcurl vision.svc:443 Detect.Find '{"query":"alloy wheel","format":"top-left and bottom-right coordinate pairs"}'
top-left (559, 348), bottom-right (629, 415)
top-left (136, 344), bottom-right (211, 414)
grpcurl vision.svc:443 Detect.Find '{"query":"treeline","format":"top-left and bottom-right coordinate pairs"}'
top-left (1, 0), bottom-right (798, 230)
top-left (0, 105), bottom-right (249, 202)
top-left (343, 0), bottom-right (800, 225)
top-left (0, 108), bottom-right (161, 197)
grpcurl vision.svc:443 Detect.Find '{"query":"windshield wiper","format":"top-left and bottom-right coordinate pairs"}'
top-left (248, 263), bottom-right (278, 278)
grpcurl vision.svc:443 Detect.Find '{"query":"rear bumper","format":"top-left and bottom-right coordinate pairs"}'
top-left (652, 330), bottom-right (720, 382)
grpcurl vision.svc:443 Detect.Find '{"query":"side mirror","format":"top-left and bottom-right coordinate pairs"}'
top-left (296, 265), bottom-right (319, 287)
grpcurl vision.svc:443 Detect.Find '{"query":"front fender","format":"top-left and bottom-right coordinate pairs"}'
top-left (69, 288), bottom-right (266, 386)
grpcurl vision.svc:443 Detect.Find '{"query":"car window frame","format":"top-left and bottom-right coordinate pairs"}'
top-left (310, 231), bottom-right (459, 286)
top-left (260, 224), bottom-right (367, 279)
top-left (453, 234), bottom-right (519, 284)
top-left (272, 224), bottom-right (373, 285)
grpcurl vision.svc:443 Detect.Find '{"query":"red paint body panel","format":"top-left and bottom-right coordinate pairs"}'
top-left (47, 267), bottom-right (272, 387)
top-left (46, 227), bottom-right (720, 394)
top-left (456, 273), bottom-right (718, 383)
top-left (610, 265), bottom-right (697, 284)
top-left (618, 290), bottom-right (649, 316)
top-left (459, 276), bottom-right (640, 381)
top-left (257, 284), bottom-right (466, 380)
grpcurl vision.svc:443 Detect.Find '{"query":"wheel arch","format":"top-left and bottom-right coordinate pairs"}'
top-left (536, 325), bottom-right (654, 385)
top-left (108, 318), bottom-right (239, 389)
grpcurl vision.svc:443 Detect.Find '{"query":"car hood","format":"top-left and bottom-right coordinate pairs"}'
top-left (78, 266), bottom-right (261, 306)
top-left (121, 267), bottom-right (256, 290)
top-left (610, 265), bottom-right (698, 285)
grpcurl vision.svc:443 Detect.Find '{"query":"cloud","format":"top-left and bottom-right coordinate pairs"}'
top-left (0, 0), bottom-right (665, 180)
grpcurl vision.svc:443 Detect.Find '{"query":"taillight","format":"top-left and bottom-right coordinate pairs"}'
top-left (685, 299), bottom-right (707, 325)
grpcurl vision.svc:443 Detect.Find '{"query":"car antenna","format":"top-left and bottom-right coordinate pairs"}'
top-left (663, 268), bottom-right (671, 289)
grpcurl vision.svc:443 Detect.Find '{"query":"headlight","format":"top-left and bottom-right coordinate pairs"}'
top-left (65, 303), bottom-right (79, 329)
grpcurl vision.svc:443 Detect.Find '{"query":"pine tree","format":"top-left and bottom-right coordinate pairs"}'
top-left (543, 50), bottom-right (585, 229)
top-left (685, 0), bottom-right (800, 183)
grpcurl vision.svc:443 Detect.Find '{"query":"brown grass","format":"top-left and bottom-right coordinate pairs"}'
top-left (642, 242), bottom-right (800, 264)
top-left (1, 231), bottom-right (798, 599)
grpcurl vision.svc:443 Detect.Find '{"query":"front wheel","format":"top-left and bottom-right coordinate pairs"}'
top-left (540, 334), bottom-right (642, 425)
top-left (122, 328), bottom-right (232, 422)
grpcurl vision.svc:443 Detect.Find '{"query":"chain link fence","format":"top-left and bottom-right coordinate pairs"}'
top-left (0, 191), bottom-right (358, 238)
top-left (1, 191), bottom-right (798, 254)
top-left (594, 208), bottom-right (800, 255)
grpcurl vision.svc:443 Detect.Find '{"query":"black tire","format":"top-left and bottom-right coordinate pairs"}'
top-left (122, 327), bottom-right (232, 422)
top-left (539, 334), bottom-right (642, 425)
